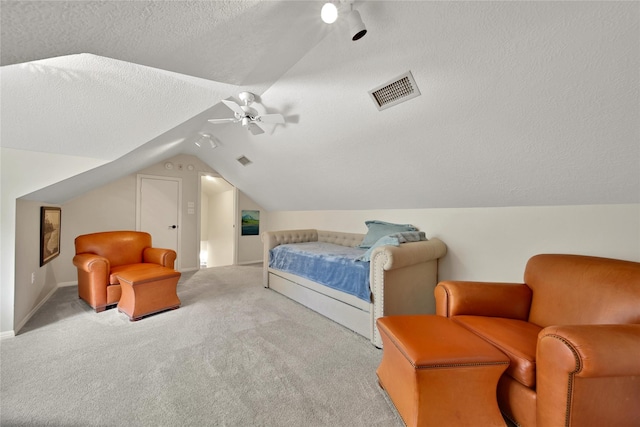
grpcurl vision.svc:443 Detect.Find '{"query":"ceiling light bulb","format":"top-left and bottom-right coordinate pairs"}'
top-left (321, 3), bottom-right (338, 24)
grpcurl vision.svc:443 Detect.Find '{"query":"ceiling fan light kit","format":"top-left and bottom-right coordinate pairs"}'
top-left (194, 133), bottom-right (217, 149)
top-left (208, 92), bottom-right (285, 136)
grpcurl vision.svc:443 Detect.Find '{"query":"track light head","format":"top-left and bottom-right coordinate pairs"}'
top-left (348, 10), bottom-right (367, 41)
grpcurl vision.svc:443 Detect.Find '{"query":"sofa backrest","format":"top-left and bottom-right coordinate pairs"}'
top-left (525, 254), bottom-right (640, 327)
top-left (317, 230), bottom-right (364, 248)
top-left (75, 231), bottom-right (152, 268)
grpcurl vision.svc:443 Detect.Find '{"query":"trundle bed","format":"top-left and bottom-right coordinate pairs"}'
top-left (262, 228), bottom-right (447, 347)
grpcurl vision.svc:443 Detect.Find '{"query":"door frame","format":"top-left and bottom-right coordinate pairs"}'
top-left (197, 172), bottom-right (238, 268)
top-left (136, 174), bottom-right (183, 270)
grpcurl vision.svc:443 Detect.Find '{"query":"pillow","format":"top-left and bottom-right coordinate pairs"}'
top-left (358, 220), bottom-right (418, 249)
top-left (356, 231), bottom-right (427, 262)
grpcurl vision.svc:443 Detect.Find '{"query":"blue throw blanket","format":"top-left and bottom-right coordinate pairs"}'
top-left (269, 242), bottom-right (371, 302)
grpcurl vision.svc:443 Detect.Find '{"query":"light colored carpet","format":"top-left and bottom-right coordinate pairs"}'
top-left (1, 264), bottom-right (403, 426)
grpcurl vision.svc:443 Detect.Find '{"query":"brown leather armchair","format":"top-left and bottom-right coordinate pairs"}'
top-left (435, 254), bottom-right (640, 427)
top-left (73, 231), bottom-right (177, 312)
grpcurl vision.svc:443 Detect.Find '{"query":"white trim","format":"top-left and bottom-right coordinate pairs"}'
top-left (1, 330), bottom-right (16, 339)
top-left (57, 281), bottom-right (77, 288)
top-left (232, 187), bottom-right (238, 265)
top-left (180, 267), bottom-right (198, 273)
top-left (238, 260), bottom-right (263, 266)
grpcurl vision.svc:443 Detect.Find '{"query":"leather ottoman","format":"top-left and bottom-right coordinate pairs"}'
top-left (376, 315), bottom-right (509, 427)
top-left (116, 266), bottom-right (181, 321)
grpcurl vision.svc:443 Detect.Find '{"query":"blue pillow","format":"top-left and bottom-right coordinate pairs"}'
top-left (358, 220), bottom-right (418, 249)
top-left (356, 231), bottom-right (427, 262)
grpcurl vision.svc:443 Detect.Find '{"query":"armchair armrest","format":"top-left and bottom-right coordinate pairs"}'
top-left (435, 281), bottom-right (532, 319)
top-left (143, 247), bottom-right (177, 269)
top-left (73, 253), bottom-right (109, 273)
top-left (73, 253), bottom-right (110, 308)
top-left (537, 324), bottom-right (640, 426)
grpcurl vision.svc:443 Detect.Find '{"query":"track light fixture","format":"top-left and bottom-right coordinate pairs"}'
top-left (321, 2), bottom-right (367, 41)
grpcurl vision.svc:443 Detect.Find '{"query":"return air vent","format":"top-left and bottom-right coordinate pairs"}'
top-left (369, 71), bottom-right (421, 111)
top-left (236, 155), bottom-right (252, 166)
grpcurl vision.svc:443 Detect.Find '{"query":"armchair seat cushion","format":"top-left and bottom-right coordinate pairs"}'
top-left (109, 263), bottom-right (164, 285)
top-left (454, 315), bottom-right (542, 388)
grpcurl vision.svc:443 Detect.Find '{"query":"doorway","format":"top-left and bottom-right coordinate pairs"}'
top-left (199, 174), bottom-right (236, 268)
top-left (136, 175), bottom-right (182, 269)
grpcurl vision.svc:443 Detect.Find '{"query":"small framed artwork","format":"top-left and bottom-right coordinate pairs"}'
top-left (40, 206), bottom-right (61, 266)
top-left (241, 210), bottom-right (260, 236)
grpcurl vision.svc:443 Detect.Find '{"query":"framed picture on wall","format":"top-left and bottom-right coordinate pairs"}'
top-left (40, 206), bottom-right (61, 266)
top-left (241, 210), bottom-right (260, 236)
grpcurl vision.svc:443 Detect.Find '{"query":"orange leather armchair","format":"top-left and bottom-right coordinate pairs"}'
top-left (73, 231), bottom-right (177, 312)
top-left (435, 254), bottom-right (640, 427)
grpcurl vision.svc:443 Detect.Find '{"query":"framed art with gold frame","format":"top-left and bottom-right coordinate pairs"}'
top-left (40, 206), bottom-right (61, 266)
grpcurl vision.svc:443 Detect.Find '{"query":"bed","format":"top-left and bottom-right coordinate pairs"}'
top-left (261, 228), bottom-right (447, 347)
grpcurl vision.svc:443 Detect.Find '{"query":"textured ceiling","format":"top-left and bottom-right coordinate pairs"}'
top-left (2, 1), bottom-right (639, 210)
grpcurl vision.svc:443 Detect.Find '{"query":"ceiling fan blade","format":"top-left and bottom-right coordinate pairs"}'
top-left (221, 99), bottom-right (245, 116)
top-left (247, 122), bottom-right (265, 135)
top-left (207, 118), bottom-right (237, 124)
top-left (257, 113), bottom-right (285, 124)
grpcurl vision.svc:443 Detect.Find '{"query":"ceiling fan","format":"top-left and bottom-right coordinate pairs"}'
top-left (208, 92), bottom-right (285, 135)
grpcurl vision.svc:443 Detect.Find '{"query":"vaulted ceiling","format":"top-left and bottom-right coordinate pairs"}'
top-left (2, 1), bottom-right (638, 211)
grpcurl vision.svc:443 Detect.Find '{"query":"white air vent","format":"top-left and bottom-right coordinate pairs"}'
top-left (236, 155), bottom-right (252, 166)
top-left (369, 71), bottom-right (421, 111)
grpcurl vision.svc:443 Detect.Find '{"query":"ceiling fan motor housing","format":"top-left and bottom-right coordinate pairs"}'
top-left (238, 91), bottom-right (256, 106)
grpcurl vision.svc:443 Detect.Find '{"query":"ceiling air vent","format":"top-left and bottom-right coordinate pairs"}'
top-left (236, 155), bottom-right (252, 166)
top-left (369, 71), bottom-right (421, 111)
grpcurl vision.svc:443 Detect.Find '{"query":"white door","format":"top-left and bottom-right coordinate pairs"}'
top-left (137, 175), bottom-right (181, 269)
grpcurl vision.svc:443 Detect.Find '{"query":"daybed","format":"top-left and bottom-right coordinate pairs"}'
top-left (262, 228), bottom-right (447, 347)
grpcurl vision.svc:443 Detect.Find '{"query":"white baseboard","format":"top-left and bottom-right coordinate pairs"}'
top-left (1, 330), bottom-right (16, 339)
top-left (58, 281), bottom-right (77, 288)
top-left (238, 260), bottom-right (263, 266)
top-left (180, 267), bottom-right (199, 273)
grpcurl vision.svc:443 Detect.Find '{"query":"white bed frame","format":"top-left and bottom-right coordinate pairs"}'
top-left (262, 229), bottom-right (447, 347)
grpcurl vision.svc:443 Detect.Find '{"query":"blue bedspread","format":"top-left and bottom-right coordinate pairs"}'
top-left (269, 242), bottom-right (371, 302)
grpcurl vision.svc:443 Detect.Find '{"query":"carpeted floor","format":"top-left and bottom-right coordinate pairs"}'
top-left (1, 264), bottom-right (403, 427)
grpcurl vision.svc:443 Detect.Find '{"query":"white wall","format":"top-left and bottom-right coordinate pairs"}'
top-left (1, 148), bottom-right (106, 335)
top-left (206, 189), bottom-right (235, 267)
top-left (13, 199), bottom-right (61, 332)
top-left (237, 191), bottom-right (266, 264)
top-left (56, 175), bottom-right (139, 283)
top-left (266, 204), bottom-right (640, 283)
